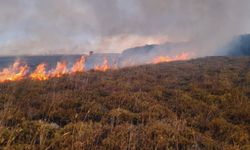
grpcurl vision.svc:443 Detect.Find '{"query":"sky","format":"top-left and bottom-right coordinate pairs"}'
top-left (0, 0), bottom-right (250, 56)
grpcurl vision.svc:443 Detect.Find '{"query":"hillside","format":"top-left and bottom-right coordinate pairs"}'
top-left (0, 56), bottom-right (249, 150)
top-left (118, 43), bottom-right (188, 67)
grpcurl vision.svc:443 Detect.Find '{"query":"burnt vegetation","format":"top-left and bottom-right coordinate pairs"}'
top-left (0, 56), bottom-right (249, 150)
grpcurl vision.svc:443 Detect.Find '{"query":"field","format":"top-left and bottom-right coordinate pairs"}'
top-left (0, 56), bottom-right (249, 150)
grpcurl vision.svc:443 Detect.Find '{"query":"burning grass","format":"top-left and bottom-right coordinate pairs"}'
top-left (0, 53), bottom-right (192, 83)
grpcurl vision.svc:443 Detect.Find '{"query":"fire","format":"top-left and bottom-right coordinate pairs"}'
top-left (71, 56), bottom-right (85, 73)
top-left (0, 60), bottom-right (29, 83)
top-left (24, 56), bottom-right (86, 81)
top-left (50, 61), bottom-right (68, 78)
top-left (0, 52), bottom-right (192, 83)
top-left (152, 52), bottom-right (190, 64)
top-left (94, 58), bottom-right (110, 71)
top-left (0, 56), bottom-right (87, 83)
top-left (29, 64), bottom-right (48, 81)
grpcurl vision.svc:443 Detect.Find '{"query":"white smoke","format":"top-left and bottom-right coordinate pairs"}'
top-left (0, 0), bottom-right (249, 56)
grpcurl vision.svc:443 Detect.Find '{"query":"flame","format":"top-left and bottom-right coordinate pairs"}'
top-left (50, 61), bottom-right (68, 78)
top-left (0, 60), bottom-right (29, 83)
top-left (0, 52), bottom-right (192, 83)
top-left (71, 56), bottom-right (85, 73)
top-left (0, 56), bottom-right (87, 83)
top-left (152, 52), bottom-right (190, 64)
top-left (29, 63), bottom-right (48, 81)
top-left (94, 58), bottom-right (110, 71)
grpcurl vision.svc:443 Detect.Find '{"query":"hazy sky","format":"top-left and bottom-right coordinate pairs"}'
top-left (0, 0), bottom-right (249, 56)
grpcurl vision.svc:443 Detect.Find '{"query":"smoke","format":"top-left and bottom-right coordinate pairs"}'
top-left (0, 0), bottom-right (249, 56)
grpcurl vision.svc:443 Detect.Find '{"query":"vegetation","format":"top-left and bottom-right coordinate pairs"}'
top-left (0, 56), bottom-right (249, 150)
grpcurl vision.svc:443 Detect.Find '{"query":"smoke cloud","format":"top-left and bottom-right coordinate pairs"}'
top-left (0, 0), bottom-right (249, 56)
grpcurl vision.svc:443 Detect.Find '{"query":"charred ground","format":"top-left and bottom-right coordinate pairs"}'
top-left (0, 56), bottom-right (249, 150)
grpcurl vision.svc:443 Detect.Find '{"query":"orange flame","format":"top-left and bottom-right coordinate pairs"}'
top-left (0, 60), bottom-right (29, 83)
top-left (0, 56), bottom-right (87, 83)
top-left (71, 56), bottom-right (85, 73)
top-left (152, 52), bottom-right (190, 64)
top-left (29, 64), bottom-right (48, 81)
top-left (50, 61), bottom-right (68, 78)
top-left (94, 58), bottom-right (110, 71)
top-left (0, 53), bottom-right (192, 83)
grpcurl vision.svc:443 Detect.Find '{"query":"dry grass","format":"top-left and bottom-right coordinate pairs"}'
top-left (0, 56), bottom-right (249, 149)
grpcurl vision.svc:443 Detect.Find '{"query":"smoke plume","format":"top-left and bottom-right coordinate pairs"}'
top-left (0, 0), bottom-right (249, 56)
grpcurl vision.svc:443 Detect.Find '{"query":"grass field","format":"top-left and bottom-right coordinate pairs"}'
top-left (0, 56), bottom-right (249, 150)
